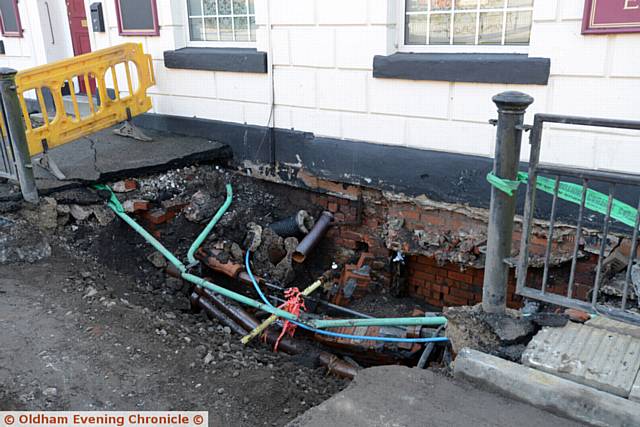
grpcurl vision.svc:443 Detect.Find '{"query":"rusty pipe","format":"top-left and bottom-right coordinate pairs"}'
top-left (293, 211), bottom-right (334, 263)
top-left (191, 291), bottom-right (248, 337)
top-left (189, 291), bottom-right (202, 313)
top-left (318, 351), bottom-right (359, 379)
top-left (197, 287), bottom-right (303, 354)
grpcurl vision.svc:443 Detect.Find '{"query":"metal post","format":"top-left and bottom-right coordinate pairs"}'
top-left (0, 67), bottom-right (38, 203)
top-left (483, 91), bottom-right (533, 314)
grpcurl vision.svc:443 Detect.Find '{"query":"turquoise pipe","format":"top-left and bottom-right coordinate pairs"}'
top-left (187, 183), bottom-right (233, 266)
top-left (311, 316), bottom-right (447, 329)
top-left (182, 272), bottom-right (300, 321)
top-left (100, 183), bottom-right (448, 333)
top-left (109, 206), bottom-right (301, 322)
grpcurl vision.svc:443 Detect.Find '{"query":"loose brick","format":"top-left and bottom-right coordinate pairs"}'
top-left (123, 199), bottom-right (150, 213)
top-left (111, 179), bottom-right (137, 193)
top-left (145, 208), bottom-right (174, 225)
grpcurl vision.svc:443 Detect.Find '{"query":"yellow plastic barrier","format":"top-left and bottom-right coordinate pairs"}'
top-left (15, 43), bottom-right (155, 156)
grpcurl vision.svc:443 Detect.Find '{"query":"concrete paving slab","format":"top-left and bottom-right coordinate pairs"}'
top-left (522, 322), bottom-right (640, 397)
top-left (455, 348), bottom-right (640, 427)
top-left (0, 126), bottom-right (230, 201)
top-left (288, 365), bottom-right (581, 427)
top-left (587, 315), bottom-right (640, 339)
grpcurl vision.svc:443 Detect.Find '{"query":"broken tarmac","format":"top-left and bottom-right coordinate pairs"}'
top-left (0, 125), bottom-right (231, 201)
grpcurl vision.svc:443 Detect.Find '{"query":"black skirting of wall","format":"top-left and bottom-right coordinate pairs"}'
top-left (133, 112), bottom-right (495, 206)
top-left (133, 112), bottom-right (637, 233)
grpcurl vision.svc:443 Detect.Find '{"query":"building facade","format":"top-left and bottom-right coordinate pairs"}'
top-left (0, 0), bottom-right (638, 190)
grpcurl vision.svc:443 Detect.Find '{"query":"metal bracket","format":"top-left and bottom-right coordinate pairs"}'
top-left (113, 120), bottom-right (152, 142)
top-left (113, 107), bottom-right (153, 142)
top-left (488, 119), bottom-right (498, 126)
top-left (34, 138), bottom-right (66, 180)
top-left (516, 124), bottom-right (533, 132)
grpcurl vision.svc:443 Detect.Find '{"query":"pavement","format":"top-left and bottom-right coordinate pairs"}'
top-left (288, 365), bottom-right (581, 427)
top-left (522, 319), bottom-right (640, 399)
top-left (0, 126), bottom-right (231, 201)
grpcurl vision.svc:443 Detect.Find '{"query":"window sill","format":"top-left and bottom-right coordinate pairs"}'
top-left (163, 47), bottom-right (267, 73)
top-left (372, 53), bottom-right (550, 85)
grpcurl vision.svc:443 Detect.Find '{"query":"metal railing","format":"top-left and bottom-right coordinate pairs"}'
top-left (0, 68), bottom-right (38, 203)
top-left (15, 42), bottom-right (154, 156)
top-left (0, 106), bottom-right (16, 180)
top-left (516, 114), bottom-right (640, 325)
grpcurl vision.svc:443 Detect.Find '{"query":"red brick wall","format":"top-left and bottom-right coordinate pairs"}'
top-left (406, 255), bottom-right (522, 309)
top-left (303, 177), bottom-right (601, 310)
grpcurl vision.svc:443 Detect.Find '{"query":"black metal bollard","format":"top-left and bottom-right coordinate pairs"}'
top-left (482, 91), bottom-right (533, 314)
top-left (0, 67), bottom-right (38, 203)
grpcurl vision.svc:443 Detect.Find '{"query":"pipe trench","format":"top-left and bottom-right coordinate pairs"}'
top-left (94, 183), bottom-right (448, 345)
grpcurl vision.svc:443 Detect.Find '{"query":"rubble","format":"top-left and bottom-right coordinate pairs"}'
top-left (21, 197), bottom-right (58, 232)
top-left (0, 217), bottom-right (51, 264)
top-left (147, 251), bottom-right (168, 269)
top-left (112, 179), bottom-right (137, 193)
top-left (184, 190), bottom-right (218, 223)
top-left (444, 304), bottom-right (535, 361)
top-left (69, 204), bottom-right (92, 221)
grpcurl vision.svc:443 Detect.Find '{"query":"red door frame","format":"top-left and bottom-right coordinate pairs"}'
top-left (66, 0), bottom-right (94, 93)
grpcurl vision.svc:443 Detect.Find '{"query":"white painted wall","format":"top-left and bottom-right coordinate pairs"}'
top-left (2, 0), bottom-right (639, 173)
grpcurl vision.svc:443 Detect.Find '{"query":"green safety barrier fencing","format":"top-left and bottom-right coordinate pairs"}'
top-left (486, 171), bottom-right (639, 228)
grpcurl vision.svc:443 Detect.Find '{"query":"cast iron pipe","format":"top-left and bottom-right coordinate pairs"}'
top-left (192, 291), bottom-right (249, 337)
top-left (269, 210), bottom-right (315, 237)
top-left (189, 291), bottom-right (202, 313)
top-left (318, 351), bottom-right (359, 379)
top-left (293, 211), bottom-right (334, 263)
top-left (197, 288), bottom-right (303, 355)
top-left (195, 286), bottom-right (258, 331)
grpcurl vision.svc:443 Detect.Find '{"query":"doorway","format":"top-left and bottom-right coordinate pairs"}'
top-left (66, 0), bottom-right (93, 93)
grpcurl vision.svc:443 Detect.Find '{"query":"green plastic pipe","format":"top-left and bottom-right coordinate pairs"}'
top-left (99, 183), bottom-right (449, 332)
top-left (108, 205), bottom-right (300, 321)
top-left (310, 316), bottom-right (447, 329)
top-left (181, 272), bottom-right (300, 321)
top-left (187, 183), bottom-right (233, 266)
top-left (311, 316), bottom-right (447, 329)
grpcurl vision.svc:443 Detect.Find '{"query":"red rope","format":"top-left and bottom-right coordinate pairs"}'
top-left (273, 287), bottom-right (306, 352)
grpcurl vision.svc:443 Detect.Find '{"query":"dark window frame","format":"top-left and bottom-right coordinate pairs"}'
top-left (0, 0), bottom-right (23, 37)
top-left (114, 0), bottom-right (160, 36)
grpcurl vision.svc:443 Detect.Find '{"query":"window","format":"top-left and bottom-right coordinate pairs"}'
top-left (0, 0), bottom-right (22, 37)
top-left (115, 0), bottom-right (160, 36)
top-left (403, 0), bottom-right (533, 49)
top-left (187, 0), bottom-right (256, 43)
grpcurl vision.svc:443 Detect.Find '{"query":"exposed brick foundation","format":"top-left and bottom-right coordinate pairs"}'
top-left (406, 255), bottom-right (521, 309)
top-left (246, 168), bottom-right (627, 311)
